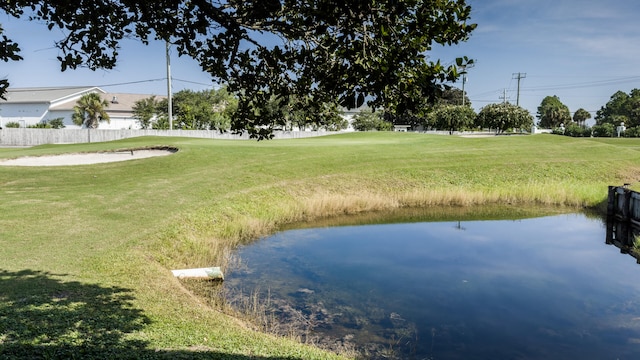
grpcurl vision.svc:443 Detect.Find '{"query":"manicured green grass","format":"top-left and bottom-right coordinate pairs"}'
top-left (1, 132), bottom-right (639, 359)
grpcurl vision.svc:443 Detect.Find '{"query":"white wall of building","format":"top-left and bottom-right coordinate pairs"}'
top-left (0, 103), bottom-right (50, 127)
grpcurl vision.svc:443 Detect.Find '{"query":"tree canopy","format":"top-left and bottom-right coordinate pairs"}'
top-left (1, 0), bottom-right (476, 139)
top-left (572, 108), bottom-right (591, 127)
top-left (595, 89), bottom-right (640, 128)
top-left (476, 103), bottom-right (533, 133)
top-left (537, 95), bottom-right (571, 129)
top-left (132, 96), bottom-right (161, 130)
top-left (170, 88), bottom-right (236, 130)
top-left (351, 110), bottom-right (392, 131)
top-left (426, 104), bottom-right (475, 134)
top-left (435, 87), bottom-right (471, 107)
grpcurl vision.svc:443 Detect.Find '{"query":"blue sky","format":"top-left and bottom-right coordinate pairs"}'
top-left (2, 0), bottom-right (640, 122)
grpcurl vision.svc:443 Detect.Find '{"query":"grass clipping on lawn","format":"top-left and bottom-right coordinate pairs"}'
top-left (0, 133), bottom-right (638, 359)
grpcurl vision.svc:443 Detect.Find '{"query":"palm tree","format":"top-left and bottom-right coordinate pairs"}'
top-left (573, 108), bottom-right (592, 128)
top-left (72, 93), bottom-right (110, 128)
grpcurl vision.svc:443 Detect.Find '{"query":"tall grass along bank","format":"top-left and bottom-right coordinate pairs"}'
top-left (1, 133), bottom-right (639, 359)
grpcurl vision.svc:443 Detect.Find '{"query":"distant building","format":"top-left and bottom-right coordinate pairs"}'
top-left (0, 87), bottom-right (163, 129)
top-left (393, 125), bottom-right (411, 132)
top-left (340, 105), bottom-right (370, 132)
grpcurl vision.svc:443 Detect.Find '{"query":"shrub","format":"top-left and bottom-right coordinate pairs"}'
top-left (48, 118), bottom-right (65, 129)
top-left (28, 122), bottom-right (51, 128)
top-left (623, 127), bottom-right (640, 138)
top-left (351, 110), bottom-right (392, 131)
top-left (27, 118), bottom-right (65, 129)
top-left (592, 123), bottom-right (615, 137)
top-left (563, 124), bottom-right (581, 137)
top-left (564, 124), bottom-right (591, 137)
top-left (5, 122), bottom-right (20, 128)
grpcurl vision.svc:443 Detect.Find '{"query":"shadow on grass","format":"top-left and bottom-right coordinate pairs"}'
top-left (0, 269), bottom-right (301, 360)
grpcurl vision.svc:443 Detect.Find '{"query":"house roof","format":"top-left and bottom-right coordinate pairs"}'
top-left (48, 93), bottom-right (165, 112)
top-left (1, 86), bottom-right (167, 117)
top-left (99, 93), bottom-right (166, 113)
top-left (0, 87), bottom-right (105, 104)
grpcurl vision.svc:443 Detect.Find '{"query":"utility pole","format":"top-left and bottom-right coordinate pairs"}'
top-left (499, 89), bottom-right (509, 104)
top-left (459, 60), bottom-right (474, 107)
top-left (166, 41), bottom-right (173, 130)
top-left (512, 72), bottom-right (526, 106)
top-left (461, 73), bottom-right (467, 106)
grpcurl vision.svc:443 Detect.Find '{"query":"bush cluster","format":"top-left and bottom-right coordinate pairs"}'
top-left (553, 122), bottom-right (633, 138)
top-left (26, 118), bottom-right (66, 129)
top-left (563, 124), bottom-right (592, 137)
top-left (622, 127), bottom-right (640, 138)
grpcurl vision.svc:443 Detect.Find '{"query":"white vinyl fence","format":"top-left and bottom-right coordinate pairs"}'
top-left (0, 128), bottom-right (340, 147)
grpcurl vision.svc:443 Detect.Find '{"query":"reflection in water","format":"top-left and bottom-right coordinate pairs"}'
top-left (226, 213), bottom-right (640, 359)
top-left (606, 216), bottom-right (640, 264)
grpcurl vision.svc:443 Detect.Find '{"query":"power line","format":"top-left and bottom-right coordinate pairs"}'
top-left (96, 78), bottom-right (166, 88)
top-left (6, 77), bottom-right (216, 93)
top-left (172, 78), bottom-right (217, 87)
top-left (520, 76), bottom-right (640, 92)
top-left (5, 80), bottom-right (165, 92)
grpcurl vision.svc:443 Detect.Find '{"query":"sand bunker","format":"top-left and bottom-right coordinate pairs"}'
top-left (0, 148), bottom-right (177, 166)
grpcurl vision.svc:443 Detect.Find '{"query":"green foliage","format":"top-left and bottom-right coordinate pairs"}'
top-left (563, 124), bottom-right (580, 137)
top-left (1, 1), bottom-right (476, 139)
top-left (318, 103), bottom-right (349, 131)
top-left (476, 103), bottom-right (533, 133)
top-left (351, 110), bottom-right (392, 131)
top-left (284, 96), bottom-right (348, 131)
top-left (27, 122), bottom-right (50, 128)
top-left (132, 96), bottom-right (160, 129)
top-left (427, 104), bottom-right (476, 133)
top-left (4, 121), bottom-right (19, 128)
top-left (563, 123), bottom-right (591, 137)
top-left (596, 89), bottom-right (640, 128)
top-left (623, 127), bottom-right (640, 138)
top-left (537, 95), bottom-right (571, 129)
top-left (378, 120), bottom-right (394, 131)
top-left (72, 93), bottom-right (110, 128)
top-left (592, 123), bottom-right (615, 137)
top-left (0, 25), bottom-right (22, 100)
top-left (164, 88), bottom-right (236, 130)
top-left (250, 95), bottom-right (321, 131)
top-left (573, 108), bottom-right (592, 127)
top-left (436, 87), bottom-right (471, 107)
top-left (581, 126), bottom-right (593, 137)
top-left (27, 118), bottom-right (66, 129)
top-left (48, 117), bottom-right (65, 129)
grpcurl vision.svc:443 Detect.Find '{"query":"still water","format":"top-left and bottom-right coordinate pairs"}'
top-left (225, 213), bottom-right (640, 359)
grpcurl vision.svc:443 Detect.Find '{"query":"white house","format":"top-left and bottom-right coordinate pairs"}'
top-left (0, 87), bottom-right (162, 129)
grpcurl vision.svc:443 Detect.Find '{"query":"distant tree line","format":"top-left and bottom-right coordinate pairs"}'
top-left (72, 85), bottom-right (640, 137)
top-left (541, 89), bottom-right (640, 138)
top-left (353, 87), bottom-right (534, 133)
top-left (131, 87), bottom-right (348, 132)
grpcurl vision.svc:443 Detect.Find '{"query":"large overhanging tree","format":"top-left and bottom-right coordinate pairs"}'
top-left (1, 0), bottom-right (476, 139)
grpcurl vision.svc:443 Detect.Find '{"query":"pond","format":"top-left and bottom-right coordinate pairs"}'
top-left (224, 210), bottom-right (640, 359)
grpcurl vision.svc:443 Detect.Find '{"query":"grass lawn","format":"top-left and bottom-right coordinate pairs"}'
top-left (1, 132), bottom-right (639, 359)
